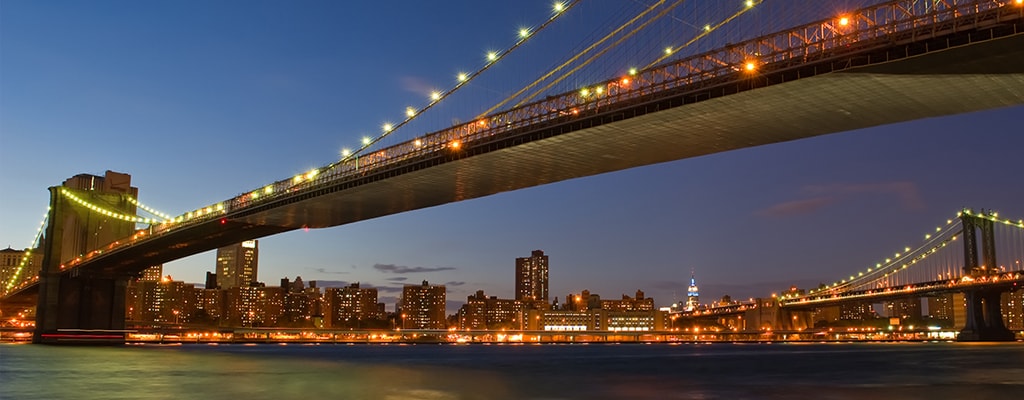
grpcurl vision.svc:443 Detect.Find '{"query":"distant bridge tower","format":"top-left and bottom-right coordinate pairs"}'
top-left (34, 171), bottom-right (140, 344)
top-left (957, 210), bottom-right (1014, 341)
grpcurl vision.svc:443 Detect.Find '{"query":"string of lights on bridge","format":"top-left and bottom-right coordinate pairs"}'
top-left (3, 209), bottom-right (48, 292)
top-left (337, 1), bottom-right (581, 164)
top-left (338, 0), bottom-right (765, 166)
top-left (799, 209), bottom-right (1024, 300)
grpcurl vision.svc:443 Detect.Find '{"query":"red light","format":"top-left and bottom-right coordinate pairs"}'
top-left (220, 218), bottom-right (227, 225)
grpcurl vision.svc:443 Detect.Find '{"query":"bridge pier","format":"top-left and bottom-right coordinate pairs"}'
top-left (956, 211), bottom-right (1015, 342)
top-left (33, 181), bottom-right (138, 345)
top-left (34, 269), bottom-right (130, 344)
top-left (957, 288), bottom-right (1014, 342)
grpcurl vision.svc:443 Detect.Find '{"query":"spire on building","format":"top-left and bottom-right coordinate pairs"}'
top-left (686, 269), bottom-right (700, 311)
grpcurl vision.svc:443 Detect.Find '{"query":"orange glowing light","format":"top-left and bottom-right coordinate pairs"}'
top-left (450, 140), bottom-right (461, 149)
top-left (744, 62), bottom-right (756, 71)
top-left (839, 17), bottom-right (849, 26)
top-left (621, 78), bottom-right (630, 85)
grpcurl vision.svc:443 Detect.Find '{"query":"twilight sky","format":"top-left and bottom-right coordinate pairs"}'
top-left (2, 1), bottom-right (1022, 311)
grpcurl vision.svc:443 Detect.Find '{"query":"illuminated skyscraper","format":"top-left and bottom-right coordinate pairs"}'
top-left (686, 272), bottom-right (699, 311)
top-left (326, 283), bottom-right (380, 328)
top-left (515, 250), bottom-right (549, 303)
top-left (216, 240), bottom-right (259, 289)
top-left (401, 280), bottom-right (446, 329)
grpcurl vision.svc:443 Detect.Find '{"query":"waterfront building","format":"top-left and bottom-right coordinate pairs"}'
top-left (224, 285), bottom-right (262, 327)
top-left (811, 306), bottom-right (841, 326)
top-left (525, 309), bottom-right (666, 332)
top-left (885, 297), bottom-right (922, 319)
top-left (515, 250), bottom-right (549, 306)
top-left (127, 275), bottom-right (196, 325)
top-left (401, 280), bottom-right (446, 329)
top-left (605, 310), bottom-right (666, 332)
top-left (528, 310), bottom-right (599, 331)
top-left (839, 302), bottom-right (875, 320)
top-left (125, 265), bottom-right (165, 322)
top-left (926, 294), bottom-right (955, 321)
top-left (1002, 290), bottom-right (1024, 330)
top-left (216, 240), bottom-right (259, 289)
top-left (565, 290), bottom-right (601, 311)
top-left (257, 286), bottom-right (285, 327)
top-left (456, 290), bottom-right (524, 330)
top-left (197, 288), bottom-right (224, 324)
top-left (0, 247), bottom-right (41, 289)
top-left (325, 283), bottom-right (381, 328)
top-left (601, 290), bottom-right (655, 312)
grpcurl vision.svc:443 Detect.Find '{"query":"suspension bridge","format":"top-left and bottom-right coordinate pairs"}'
top-left (2, 0), bottom-right (1024, 343)
top-left (677, 208), bottom-right (1024, 341)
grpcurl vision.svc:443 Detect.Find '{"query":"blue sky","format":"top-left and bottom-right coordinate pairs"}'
top-left (2, 1), bottom-right (1022, 310)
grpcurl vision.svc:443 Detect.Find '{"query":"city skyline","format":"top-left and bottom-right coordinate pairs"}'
top-left (2, 1), bottom-right (1024, 311)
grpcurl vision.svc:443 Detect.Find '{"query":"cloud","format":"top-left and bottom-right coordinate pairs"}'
top-left (306, 267), bottom-right (348, 275)
top-left (444, 281), bottom-right (465, 286)
top-left (757, 197), bottom-right (835, 217)
top-left (400, 76), bottom-right (434, 97)
top-left (387, 277), bottom-right (408, 282)
top-left (757, 181), bottom-right (924, 218)
top-left (374, 263), bottom-right (456, 274)
top-left (804, 182), bottom-right (925, 210)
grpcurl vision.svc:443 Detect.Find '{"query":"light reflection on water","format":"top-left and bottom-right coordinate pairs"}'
top-left (2, 342), bottom-right (1023, 399)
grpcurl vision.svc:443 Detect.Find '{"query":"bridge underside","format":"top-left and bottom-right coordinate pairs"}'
top-left (244, 34), bottom-right (1024, 230)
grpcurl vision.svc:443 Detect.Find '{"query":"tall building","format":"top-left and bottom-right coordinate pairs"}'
top-left (515, 250), bottom-right (549, 304)
top-left (325, 283), bottom-right (381, 329)
top-left (216, 240), bottom-right (259, 289)
top-left (686, 272), bottom-right (700, 311)
top-left (401, 280), bottom-right (446, 329)
top-left (0, 247), bottom-right (40, 289)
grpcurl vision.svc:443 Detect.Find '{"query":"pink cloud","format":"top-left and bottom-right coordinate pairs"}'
top-left (757, 197), bottom-right (835, 217)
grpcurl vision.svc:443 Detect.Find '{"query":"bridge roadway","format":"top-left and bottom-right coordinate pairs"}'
top-left (3, 14), bottom-right (1024, 302)
top-left (681, 272), bottom-right (1024, 320)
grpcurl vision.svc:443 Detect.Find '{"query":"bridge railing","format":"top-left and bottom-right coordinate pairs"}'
top-left (16, 0), bottom-right (1021, 292)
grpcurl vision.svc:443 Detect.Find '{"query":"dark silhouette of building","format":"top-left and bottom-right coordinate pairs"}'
top-left (216, 240), bottom-right (258, 289)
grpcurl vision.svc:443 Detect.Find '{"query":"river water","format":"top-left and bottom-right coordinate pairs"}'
top-left (2, 342), bottom-right (1023, 399)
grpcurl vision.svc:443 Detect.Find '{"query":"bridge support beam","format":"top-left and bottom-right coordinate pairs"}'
top-left (957, 288), bottom-right (1014, 342)
top-left (33, 186), bottom-right (130, 344)
top-left (34, 270), bottom-right (130, 344)
top-left (957, 212), bottom-right (1014, 342)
